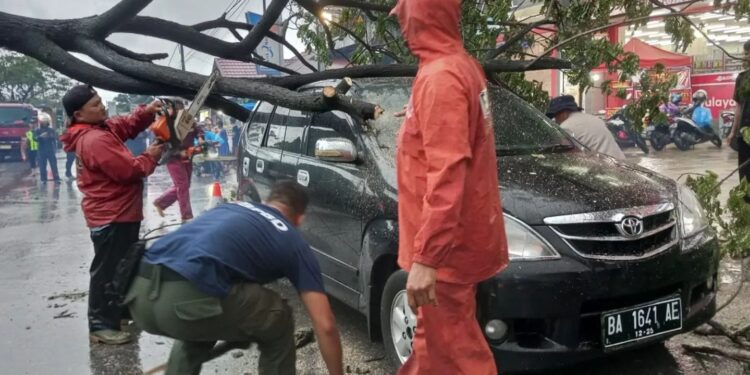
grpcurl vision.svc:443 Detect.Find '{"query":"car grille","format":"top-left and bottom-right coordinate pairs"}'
top-left (544, 203), bottom-right (678, 260)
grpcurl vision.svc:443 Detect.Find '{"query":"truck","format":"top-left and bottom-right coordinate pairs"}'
top-left (0, 103), bottom-right (38, 161)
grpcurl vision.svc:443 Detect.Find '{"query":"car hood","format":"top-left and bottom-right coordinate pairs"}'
top-left (499, 152), bottom-right (675, 225)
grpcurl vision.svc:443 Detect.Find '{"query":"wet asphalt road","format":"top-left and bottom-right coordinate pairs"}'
top-left (0, 144), bottom-right (747, 375)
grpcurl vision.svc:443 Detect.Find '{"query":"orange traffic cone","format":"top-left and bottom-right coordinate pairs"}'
top-left (206, 181), bottom-right (224, 211)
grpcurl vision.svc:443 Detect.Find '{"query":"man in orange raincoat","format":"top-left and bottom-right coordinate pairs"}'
top-left (391, 0), bottom-right (509, 373)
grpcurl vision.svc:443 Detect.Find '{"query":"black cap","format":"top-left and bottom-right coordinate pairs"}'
top-left (62, 85), bottom-right (98, 118)
top-left (546, 95), bottom-right (582, 118)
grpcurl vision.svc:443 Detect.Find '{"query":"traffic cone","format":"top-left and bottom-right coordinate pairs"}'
top-left (206, 181), bottom-right (224, 211)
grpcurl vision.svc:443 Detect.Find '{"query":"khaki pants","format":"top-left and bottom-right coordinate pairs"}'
top-left (125, 265), bottom-right (295, 375)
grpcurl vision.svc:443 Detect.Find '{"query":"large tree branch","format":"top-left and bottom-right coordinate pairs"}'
top-left (88, 0), bottom-right (153, 37)
top-left (263, 57), bottom-right (571, 89)
top-left (190, 17), bottom-right (319, 72)
top-left (302, 0), bottom-right (394, 13)
top-left (238, 0), bottom-right (290, 51)
top-left (104, 41), bottom-right (168, 62)
top-left (71, 37), bottom-right (379, 119)
top-left (120, 16), bottom-right (319, 73)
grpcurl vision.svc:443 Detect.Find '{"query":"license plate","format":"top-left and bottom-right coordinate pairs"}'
top-left (601, 295), bottom-right (682, 349)
top-left (0, 145), bottom-right (11, 150)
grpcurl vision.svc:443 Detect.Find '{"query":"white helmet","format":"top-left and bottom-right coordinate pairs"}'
top-left (692, 90), bottom-right (708, 104)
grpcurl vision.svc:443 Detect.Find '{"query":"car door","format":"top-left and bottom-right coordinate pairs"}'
top-left (253, 106), bottom-right (289, 199)
top-left (278, 109), bottom-right (309, 181)
top-left (296, 110), bottom-right (366, 305)
top-left (238, 102), bottom-right (271, 202)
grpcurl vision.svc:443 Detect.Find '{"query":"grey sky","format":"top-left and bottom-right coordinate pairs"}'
top-left (0, 0), bottom-right (306, 101)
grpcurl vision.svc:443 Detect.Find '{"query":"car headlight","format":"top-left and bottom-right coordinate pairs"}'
top-left (677, 184), bottom-right (708, 238)
top-left (505, 215), bottom-right (560, 261)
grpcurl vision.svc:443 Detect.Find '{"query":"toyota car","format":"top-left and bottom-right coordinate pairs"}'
top-left (236, 77), bottom-right (719, 372)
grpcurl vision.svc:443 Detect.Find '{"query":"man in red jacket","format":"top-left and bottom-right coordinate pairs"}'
top-left (60, 85), bottom-right (165, 345)
top-left (391, 0), bottom-right (508, 373)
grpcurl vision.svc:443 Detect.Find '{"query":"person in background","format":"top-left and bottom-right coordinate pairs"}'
top-left (26, 123), bottom-right (38, 177)
top-left (547, 95), bottom-right (626, 160)
top-left (200, 126), bottom-right (225, 181)
top-left (660, 92), bottom-right (683, 118)
top-left (154, 100), bottom-right (203, 222)
top-left (231, 120), bottom-right (240, 155)
top-left (65, 150), bottom-right (76, 180)
top-left (217, 122), bottom-right (230, 157)
top-left (727, 40), bottom-right (750, 188)
top-left (34, 115), bottom-right (61, 183)
top-left (127, 181), bottom-right (343, 375)
top-left (59, 84), bottom-right (165, 345)
top-left (391, 0), bottom-right (509, 373)
top-left (691, 90), bottom-right (714, 130)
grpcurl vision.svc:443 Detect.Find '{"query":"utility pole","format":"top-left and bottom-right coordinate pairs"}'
top-left (179, 44), bottom-right (186, 71)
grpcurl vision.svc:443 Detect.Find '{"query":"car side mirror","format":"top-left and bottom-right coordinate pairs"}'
top-left (315, 137), bottom-right (357, 163)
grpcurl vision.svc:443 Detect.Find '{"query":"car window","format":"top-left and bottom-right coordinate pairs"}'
top-left (353, 77), bottom-right (572, 159)
top-left (305, 110), bottom-right (355, 157)
top-left (245, 102), bottom-right (273, 148)
top-left (281, 109), bottom-right (308, 154)
top-left (266, 107), bottom-right (289, 149)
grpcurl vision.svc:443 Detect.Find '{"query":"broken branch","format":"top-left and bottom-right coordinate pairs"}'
top-left (683, 343), bottom-right (750, 362)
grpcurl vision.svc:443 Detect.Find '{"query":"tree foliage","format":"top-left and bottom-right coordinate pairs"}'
top-left (293, 0), bottom-right (749, 111)
top-left (0, 52), bottom-right (72, 108)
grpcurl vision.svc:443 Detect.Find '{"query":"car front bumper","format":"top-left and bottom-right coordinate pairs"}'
top-left (478, 231), bottom-right (720, 373)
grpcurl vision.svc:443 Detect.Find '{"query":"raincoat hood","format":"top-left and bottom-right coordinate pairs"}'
top-left (60, 123), bottom-right (97, 153)
top-left (391, 0), bottom-right (464, 62)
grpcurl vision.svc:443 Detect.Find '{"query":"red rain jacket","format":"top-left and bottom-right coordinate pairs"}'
top-left (393, 0), bottom-right (508, 284)
top-left (60, 106), bottom-right (157, 228)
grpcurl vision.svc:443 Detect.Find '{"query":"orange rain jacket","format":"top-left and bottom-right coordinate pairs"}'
top-left (394, 0), bottom-right (508, 284)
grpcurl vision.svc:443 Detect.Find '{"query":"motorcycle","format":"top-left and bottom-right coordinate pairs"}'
top-left (671, 106), bottom-right (722, 151)
top-left (606, 110), bottom-right (649, 154)
top-left (646, 121), bottom-right (673, 152)
top-left (720, 110), bottom-right (735, 139)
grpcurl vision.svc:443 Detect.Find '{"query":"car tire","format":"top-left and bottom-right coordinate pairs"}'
top-left (380, 270), bottom-right (415, 370)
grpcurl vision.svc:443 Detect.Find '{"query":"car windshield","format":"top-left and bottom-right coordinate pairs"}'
top-left (0, 107), bottom-right (32, 127)
top-left (353, 78), bottom-right (574, 160)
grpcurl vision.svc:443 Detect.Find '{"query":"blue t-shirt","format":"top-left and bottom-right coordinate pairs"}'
top-left (144, 202), bottom-right (325, 298)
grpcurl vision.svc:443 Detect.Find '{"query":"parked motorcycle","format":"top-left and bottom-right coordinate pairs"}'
top-left (606, 110), bottom-right (649, 154)
top-left (720, 110), bottom-right (735, 139)
top-left (646, 121), bottom-right (673, 152)
top-left (670, 107), bottom-right (722, 151)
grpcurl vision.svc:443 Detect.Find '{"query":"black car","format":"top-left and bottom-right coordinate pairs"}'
top-left (236, 77), bottom-right (719, 372)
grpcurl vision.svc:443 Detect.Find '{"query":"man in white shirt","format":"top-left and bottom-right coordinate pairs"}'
top-left (546, 95), bottom-right (626, 160)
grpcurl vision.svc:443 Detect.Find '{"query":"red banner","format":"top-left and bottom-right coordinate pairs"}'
top-left (692, 72), bottom-right (740, 118)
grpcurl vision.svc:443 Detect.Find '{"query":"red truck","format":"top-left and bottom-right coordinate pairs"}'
top-left (0, 103), bottom-right (38, 161)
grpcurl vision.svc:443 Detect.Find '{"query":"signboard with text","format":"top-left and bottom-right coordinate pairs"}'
top-left (246, 12), bottom-right (283, 77)
top-left (692, 72), bottom-right (740, 117)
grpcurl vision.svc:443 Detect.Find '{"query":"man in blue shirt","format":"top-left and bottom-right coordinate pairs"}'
top-left (125, 181), bottom-right (343, 375)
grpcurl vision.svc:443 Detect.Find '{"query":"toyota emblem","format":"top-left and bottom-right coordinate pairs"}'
top-left (617, 217), bottom-right (644, 237)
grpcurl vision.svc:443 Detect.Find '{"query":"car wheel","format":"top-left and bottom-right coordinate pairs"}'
top-left (380, 270), bottom-right (415, 369)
